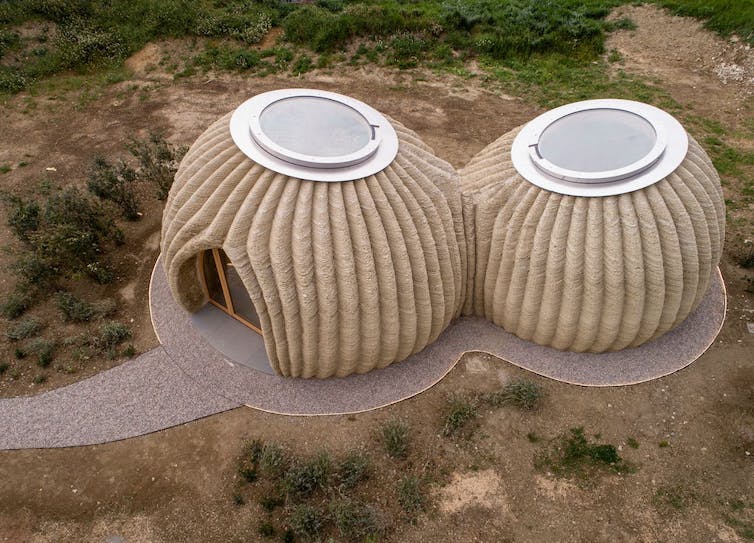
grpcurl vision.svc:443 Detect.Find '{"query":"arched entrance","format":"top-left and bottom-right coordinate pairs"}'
top-left (199, 248), bottom-right (262, 334)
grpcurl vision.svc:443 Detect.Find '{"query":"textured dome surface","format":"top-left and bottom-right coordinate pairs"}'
top-left (461, 127), bottom-right (724, 353)
top-left (161, 112), bottom-right (465, 378)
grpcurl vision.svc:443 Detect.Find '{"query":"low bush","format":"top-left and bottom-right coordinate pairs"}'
top-left (441, 394), bottom-right (478, 437)
top-left (87, 157), bottom-right (140, 220)
top-left (96, 321), bottom-right (132, 350)
top-left (337, 451), bottom-right (370, 490)
top-left (27, 338), bottom-right (54, 368)
top-left (380, 418), bottom-right (410, 459)
top-left (127, 132), bottom-right (186, 201)
top-left (481, 379), bottom-right (543, 410)
top-left (397, 475), bottom-right (426, 517)
top-left (55, 292), bottom-right (95, 322)
top-left (6, 318), bottom-right (41, 341)
top-left (0, 362), bottom-right (9, 374)
top-left (534, 427), bottom-right (635, 478)
top-left (331, 499), bottom-right (386, 541)
top-left (5, 187), bottom-right (123, 289)
top-left (284, 451), bottom-right (331, 498)
top-left (0, 291), bottom-right (30, 319)
top-left (288, 504), bottom-right (326, 539)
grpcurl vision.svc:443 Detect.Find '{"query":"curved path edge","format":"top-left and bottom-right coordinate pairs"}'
top-left (0, 261), bottom-right (725, 450)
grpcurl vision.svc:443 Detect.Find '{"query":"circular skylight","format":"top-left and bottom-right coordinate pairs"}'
top-left (511, 99), bottom-right (688, 196)
top-left (230, 89), bottom-right (398, 182)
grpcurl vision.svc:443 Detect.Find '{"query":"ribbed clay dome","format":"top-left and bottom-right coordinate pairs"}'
top-left (461, 127), bottom-right (725, 353)
top-left (161, 111), bottom-right (466, 378)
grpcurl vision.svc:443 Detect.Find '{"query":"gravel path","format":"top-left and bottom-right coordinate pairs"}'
top-left (0, 261), bottom-right (725, 450)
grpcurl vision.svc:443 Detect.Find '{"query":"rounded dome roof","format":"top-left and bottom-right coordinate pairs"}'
top-left (161, 107), bottom-right (465, 378)
top-left (462, 125), bottom-right (724, 352)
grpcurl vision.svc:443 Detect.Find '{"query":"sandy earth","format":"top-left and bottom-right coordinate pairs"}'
top-left (0, 5), bottom-right (753, 542)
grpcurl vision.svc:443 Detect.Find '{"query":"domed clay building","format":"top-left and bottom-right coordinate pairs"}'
top-left (161, 89), bottom-right (466, 378)
top-left (461, 99), bottom-right (725, 352)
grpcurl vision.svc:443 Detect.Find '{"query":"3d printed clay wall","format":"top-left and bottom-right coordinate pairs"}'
top-left (460, 127), bottom-right (725, 353)
top-left (161, 112), bottom-right (466, 378)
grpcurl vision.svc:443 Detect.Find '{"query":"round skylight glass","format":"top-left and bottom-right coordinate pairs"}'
top-left (230, 89), bottom-right (398, 182)
top-left (511, 99), bottom-right (688, 197)
top-left (258, 97), bottom-right (372, 158)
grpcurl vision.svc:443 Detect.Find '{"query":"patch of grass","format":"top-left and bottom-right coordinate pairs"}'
top-left (659, 440), bottom-right (670, 448)
top-left (288, 504), bottom-right (326, 539)
top-left (337, 451), bottom-right (371, 490)
top-left (627, 437), bottom-right (640, 449)
top-left (0, 362), bottom-right (9, 375)
top-left (534, 427), bottom-right (635, 478)
top-left (6, 317), bottom-right (41, 341)
top-left (55, 292), bottom-right (96, 322)
top-left (441, 394), bottom-right (478, 437)
top-left (653, 0), bottom-right (754, 44)
top-left (652, 485), bottom-right (695, 511)
top-left (0, 164), bottom-right (10, 174)
top-left (96, 321), bottom-right (132, 351)
top-left (481, 379), bottom-right (543, 410)
top-left (284, 451), bottom-right (332, 498)
top-left (27, 338), bottom-right (54, 368)
top-left (526, 432), bottom-right (541, 443)
top-left (397, 475), bottom-right (426, 518)
top-left (330, 499), bottom-right (386, 541)
top-left (32, 373), bottom-right (47, 385)
top-left (380, 418), bottom-right (410, 459)
top-left (0, 291), bottom-right (30, 319)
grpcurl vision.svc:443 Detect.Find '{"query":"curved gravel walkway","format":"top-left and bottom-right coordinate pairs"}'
top-left (0, 260), bottom-right (725, 450)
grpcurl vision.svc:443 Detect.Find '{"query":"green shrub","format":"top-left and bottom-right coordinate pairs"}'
top-left (282, 5), bottom-right (350, 52)
top-left (259, 442), bottom-right (288, 479)
top-left (0, 362), bottom-right (9, 375)
top-left (27, 338), bottom-right (54, 367)
top-left (534, 427), bottom-right (635, 478)
top-left (127, 133), bottom-right (186, 201)
top-left (54, 25), bottom-right (126, 71)
top-left (6, 318), bottom-right (41, 341)
top-left (331, 499), bottom-right (386, 541)
top-left (397, 475), bottom-right (426, 516)
top-left (388, 32), bottom-right (428, 68)
top-left (5, 196), bottom-right (40, 242)
top-left (32, 373), bottom-right (47, 384)
top-left (55, 292), bottom-right (95, 322)
top-left (288, 504), bottom-right (326, 539)
top-left (96, 321), bottom-right (132, 350)
top-left (291, 54), bottom-right (313, 74)
top-left (481, 379), bottom-right (543, 410)
top-left (380, 418), bottom-right (410, 459)
top-left (6, 188), bottom-right (123, 289)
top-left (284, 451), bottom-right (331, 498)
top-left (87, 157), bottom-right (140, 220)
top-left (0, 69), bottom-right (29, 94)
top-left (0, 292), bottom-right (30, 319)
top-left (441, 394), bottom-right (478, 437)
top-left (338, 451), bottom-right (370, 490)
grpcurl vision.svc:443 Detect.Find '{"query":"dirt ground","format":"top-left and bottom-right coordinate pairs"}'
top-left (0, 5), bottom-right (753, 542)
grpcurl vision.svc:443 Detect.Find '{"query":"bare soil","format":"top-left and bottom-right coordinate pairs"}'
top-left (1, 6), bottom-right (753, 542)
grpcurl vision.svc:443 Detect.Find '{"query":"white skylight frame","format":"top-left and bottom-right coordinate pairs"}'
top-left (511, 99), bottom-right (688, 197)
top-left (230, 88), bottom-right (399, 182)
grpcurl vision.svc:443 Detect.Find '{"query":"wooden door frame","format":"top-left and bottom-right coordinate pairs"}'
top-left (198, 249), bottom-right (263, 335)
